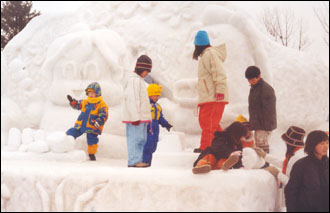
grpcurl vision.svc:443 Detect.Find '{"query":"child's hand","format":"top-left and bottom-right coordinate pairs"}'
top-left (132, 120), bottom-right (141, 126)
top-left (67, 95), bottom-right (73, 104)
top-left (166, 124), bottom-right (173, 132)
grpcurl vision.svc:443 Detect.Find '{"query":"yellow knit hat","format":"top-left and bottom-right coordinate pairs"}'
top-left (147, 84), bottom-right (162, 96)
top-left (236, 114), bottom-right (248, 123)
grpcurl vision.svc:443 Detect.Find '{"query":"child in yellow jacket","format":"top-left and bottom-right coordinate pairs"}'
top-left (66, 82), bottom-right (108, 161)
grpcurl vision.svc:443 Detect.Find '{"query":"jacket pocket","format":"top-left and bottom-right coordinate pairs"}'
top-left (203, 79), bottom-right (210, 94)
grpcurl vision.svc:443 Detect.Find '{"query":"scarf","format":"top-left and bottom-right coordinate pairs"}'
top-left (87, 96), bottom-right (103, 104)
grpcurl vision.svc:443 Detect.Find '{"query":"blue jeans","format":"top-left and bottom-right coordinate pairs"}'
top-left (126, 123), bottom-right (147, 167)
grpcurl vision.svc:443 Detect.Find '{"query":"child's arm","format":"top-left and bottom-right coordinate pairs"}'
top-left (67, 95), bottom-right (82, 110)
top-left (158, 107), bottom-right (172, 131)
top-left (95, 105), bottom-right (109, 127)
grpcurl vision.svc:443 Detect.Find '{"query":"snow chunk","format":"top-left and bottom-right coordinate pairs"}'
top-left (47, 132), bottom-right (75, 153)
top-left (242, 147), bottom-right (265, 169)
top-left (27, 140), bottom-right (49, 153)
top-left (7, 128), bottom-right (21, 150)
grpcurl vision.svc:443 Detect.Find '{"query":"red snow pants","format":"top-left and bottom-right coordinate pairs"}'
top-left (198, 102), bottom-right (227, 150)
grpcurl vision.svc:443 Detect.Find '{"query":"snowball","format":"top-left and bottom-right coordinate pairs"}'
top-left (22, 128), bottom-right (35, 145)
top-left (7, 128), bottom-right (21, 150)
top-left (242, 147), bottom-right (265, 169)
top-left (47, 132), bottom-right (75, 153)
top-left (27, 140), bottom-right (49, 153)
top-left (18, 144), bottom-right (28, 152)
top-left (34, 129), bottom-right (45, 141)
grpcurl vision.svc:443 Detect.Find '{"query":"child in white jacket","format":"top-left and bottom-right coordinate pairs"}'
top-left (122, 55), bottom-right (152, 168)
top-left (253, 126), bottom-right (306, 210)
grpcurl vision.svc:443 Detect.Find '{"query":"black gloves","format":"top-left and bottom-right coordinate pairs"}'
top-left (166, 124), bottom-right (173, 132)
top-left (67, 95), bottom-right (73, 104)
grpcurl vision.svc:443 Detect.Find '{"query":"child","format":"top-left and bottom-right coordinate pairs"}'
top-left (253, 126), bottom-right (306, 210)
top-left (245, 66), bottom-right (277, 154)
top-left (192, 122), bottom-right (247, 174)
top-left (235, 114), bottom-right (254, 148)
top-left (285, 130), bottom-right (329, 212)
top-left (122, 55), bottom-right (152, 168)
top-left (66, 82), bottom-right (108, 161)
top-left (142, 84), bottom-right (173, 166)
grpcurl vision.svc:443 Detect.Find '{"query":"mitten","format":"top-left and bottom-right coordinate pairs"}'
top-left (253, 146), bottom-right (266, 158)
top-left (67, 95), bottom-right (73, 104)
top-left (215, 93), bottom-right (224, 101)
top-left (166, 124), bottom-right (173, 132)
top-left (132, 120), bottom-right (141, 126)
top-left (264, 166), bottom-right (280, 177)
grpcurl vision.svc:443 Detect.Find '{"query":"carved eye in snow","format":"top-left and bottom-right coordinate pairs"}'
top-left (62, 62), bottom-right (78, 80)
top-left (82, 61), bottom-right (100, 80)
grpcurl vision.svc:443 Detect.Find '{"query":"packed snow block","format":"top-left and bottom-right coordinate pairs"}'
top-left (95, 134), bottom-right (128, 159)
top-left (7, 128), bottom-right (21, 151)
top-left (1, 160), bottom-right (278, 211)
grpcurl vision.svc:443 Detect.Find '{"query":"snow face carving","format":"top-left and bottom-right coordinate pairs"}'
top-left (42, 29), bottom-right (127, 107)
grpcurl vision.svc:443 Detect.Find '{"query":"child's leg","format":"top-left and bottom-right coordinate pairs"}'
top-left (66, 128), bottom-right (83, 139)
top-left (192, 154), bottom-right (217, 174)
top-left (86, 133), bottom-right (99, 154)
top-left (254, 130), bottom-right (272, 153)
top-left (198, 102), bottom-right (226, 151)
top-left (142, 132), bottom-right (157, 165)
top-left (126, 123), bottom-right (147, 167)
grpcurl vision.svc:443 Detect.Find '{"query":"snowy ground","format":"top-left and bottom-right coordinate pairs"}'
top-left (1, 133), bottom-right (278, 212)
top-left (1, 1), bottom-right (329, 212)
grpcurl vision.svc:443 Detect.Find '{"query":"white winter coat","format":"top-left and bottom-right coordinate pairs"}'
top-left (265, 148), bottom-right (305, 211)
top-left (122, 72), bottom-right (152, 123)
top-left (265, 149), bottom-right (305, 186)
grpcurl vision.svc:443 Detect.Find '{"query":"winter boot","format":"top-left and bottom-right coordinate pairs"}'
top-left (135, 162), bottom-right (150, 168)
top-left (192, 164), bottom-right (212, 174)
top-left (221, 155), bottom-right (239, 171)
top-left (89, 154), bottom-right (96, 161)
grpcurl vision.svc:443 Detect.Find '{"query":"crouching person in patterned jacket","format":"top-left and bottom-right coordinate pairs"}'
top-left (66, 82), bottom-right (108, 161)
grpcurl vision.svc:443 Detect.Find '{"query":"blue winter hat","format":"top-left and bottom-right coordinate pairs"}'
top-left (194, 30), bottom-right (210, 46)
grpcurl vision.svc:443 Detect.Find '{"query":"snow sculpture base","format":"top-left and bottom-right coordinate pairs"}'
top-left (1, 152), bottom-right (278, 212)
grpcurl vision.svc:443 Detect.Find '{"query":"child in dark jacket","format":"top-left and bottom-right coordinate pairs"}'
top-left (142, 84), bottom-right (173, 166)
top-left (66, 82), bottom-right (108, 161)
top-left (192, 122), bottom-right (247, 174)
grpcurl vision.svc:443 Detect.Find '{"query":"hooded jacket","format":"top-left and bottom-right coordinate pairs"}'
top-left (70, 82), bottom-right (108, 135)
top-left (122, 72), bottom-right (152, 123)
top-left (197, 44), bottom-right (229, 105)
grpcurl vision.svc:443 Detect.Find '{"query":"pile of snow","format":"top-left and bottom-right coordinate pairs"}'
top-left (1, 1), bottom-right (329, 211)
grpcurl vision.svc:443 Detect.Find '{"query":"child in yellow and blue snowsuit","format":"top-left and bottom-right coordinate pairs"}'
top-left (66, 82), bottom-right (108, 161)
top-left (142, 84), bottom-right (173, 166)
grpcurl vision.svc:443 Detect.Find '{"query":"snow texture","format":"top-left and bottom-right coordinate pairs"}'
top-left (1, 1), bottom-right (329, 212)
